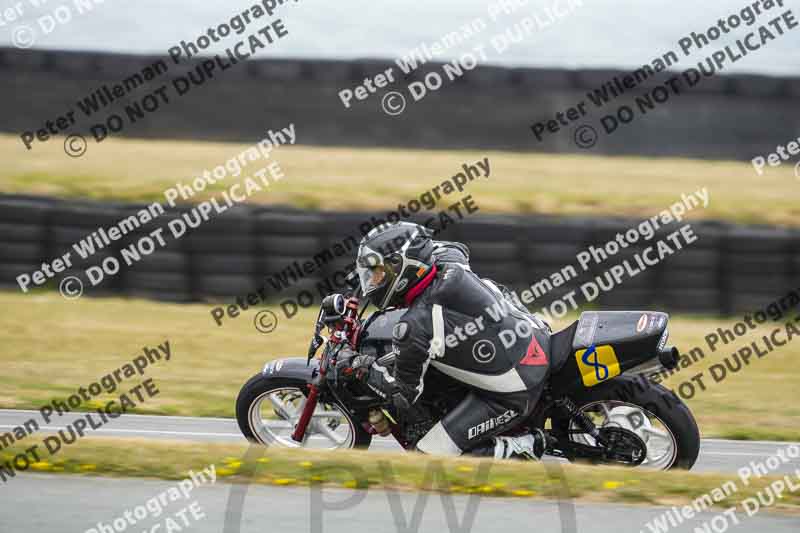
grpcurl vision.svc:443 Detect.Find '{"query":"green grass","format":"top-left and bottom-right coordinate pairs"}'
top-left (2, 437), bottom-right (799, 513)
top-left (0, 291), bottom-right (798, 441)
top-left (1, 134), bottom-right (799, 226)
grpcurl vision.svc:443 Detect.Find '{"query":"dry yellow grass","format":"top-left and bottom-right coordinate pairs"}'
top-left (3, 437), bottom-right (800, 512)
top-left (0, 291), bottom-right (797, 440)
top-left (1, 134), bottom-right (798, 226)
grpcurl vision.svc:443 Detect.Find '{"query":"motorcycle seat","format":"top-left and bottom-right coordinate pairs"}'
top-left (548, 321), bottom-right (579, 374)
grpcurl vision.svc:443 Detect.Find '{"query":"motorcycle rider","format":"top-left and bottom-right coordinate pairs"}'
top-left (347, 221), bottom-right (552, 459)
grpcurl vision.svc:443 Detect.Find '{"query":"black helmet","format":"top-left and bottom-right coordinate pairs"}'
top-left (355, 222), bottom-right (435, 309)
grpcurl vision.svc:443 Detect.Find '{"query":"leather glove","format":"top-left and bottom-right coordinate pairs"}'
top-left (351, 354), bottom-right (377, 381)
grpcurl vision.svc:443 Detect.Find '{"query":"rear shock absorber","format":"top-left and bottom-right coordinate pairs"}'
top-left (555, 397), bottom-right (608, 446)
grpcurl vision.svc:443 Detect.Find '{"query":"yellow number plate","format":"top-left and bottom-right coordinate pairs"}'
top-left (575, 345), bottom-right (621, 387)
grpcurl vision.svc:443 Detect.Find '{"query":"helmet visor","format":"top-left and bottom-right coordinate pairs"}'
top-left (356, 245), bottom-right (389, 296)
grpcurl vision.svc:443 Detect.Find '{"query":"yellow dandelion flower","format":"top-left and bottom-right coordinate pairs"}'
top-left (30, 462), bottom-right (51, 471)
top-left (226, 460), bottom-right (242, 469)
top-left (456, 466), bottom-right (474, 473)
top-left (299, 461), bottom-right (313, 468)
top-left (79, 464), bottom-right (96, 471)
top-left (257, 458), bottom-right (271, 464)
top-left (274, 478), bottom-right (296, 485)
top-left (512, 489), bottom-right (536, 497)
top-left (217, 468), bottom-right (235, 477)
top-left (310, 475), bottom-right (325, 482)
top-left (342, 480), bottom-right (358, 489)
top-left (603, 481), bottom-right (623, 490)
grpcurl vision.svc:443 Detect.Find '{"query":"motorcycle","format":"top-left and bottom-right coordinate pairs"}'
top-left (236, 286), bottom-right (700, 470)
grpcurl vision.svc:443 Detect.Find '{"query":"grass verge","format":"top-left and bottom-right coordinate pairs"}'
top-left (1, 292), bottom-right (799, 440)
top-left (2, 437), bottom-right (799, 514)
top-left (1, 134), bottom-right (798, 226)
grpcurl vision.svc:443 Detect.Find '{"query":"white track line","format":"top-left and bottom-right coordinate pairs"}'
top-left (0, 424), bottom-right (785, 456)
top-left (2, 410), bottom-right (798, 452)
top-left (702, 438), bottom-right (800, 446)
top-left (0, 424), bottom-right (241, 438)
top-left (0, 409), bottom-right (237, 423)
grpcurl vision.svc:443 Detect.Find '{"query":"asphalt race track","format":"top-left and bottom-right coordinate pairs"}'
top-left (1, 410), bottom-right (799, 532)
top-left (1, 409), bottom-right (798, 475)
top-left (3, 474), bottom-right (800, 533)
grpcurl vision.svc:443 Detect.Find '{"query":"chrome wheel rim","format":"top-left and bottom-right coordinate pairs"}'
top-left (248, 387), bottom-right (356, 449)
top-left (569, 401), bottom-right (678, 470)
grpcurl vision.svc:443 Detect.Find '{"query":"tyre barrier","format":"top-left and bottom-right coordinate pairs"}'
top-left (1, 194), bottom-right (798, 316)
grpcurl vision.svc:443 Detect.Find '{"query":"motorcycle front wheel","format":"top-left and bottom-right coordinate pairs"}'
top-left (235, 373), bottom-right (372, 449)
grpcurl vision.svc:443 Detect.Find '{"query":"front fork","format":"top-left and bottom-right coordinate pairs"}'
top-left (291, 384), bottom-right (320, 443)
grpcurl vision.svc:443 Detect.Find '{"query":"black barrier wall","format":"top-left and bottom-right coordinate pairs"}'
top-left (1, 194), bottom-right (797, 316)
top-left (2, 48), bottom-right (799, 159)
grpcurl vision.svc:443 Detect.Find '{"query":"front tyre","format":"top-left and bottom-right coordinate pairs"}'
top-left (555, 376), bottom-right (700, 470)
top-left (236, 373), bottom-right (372, 449)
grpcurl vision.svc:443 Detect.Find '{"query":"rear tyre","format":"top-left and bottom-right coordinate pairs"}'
top-left (553, 376), bottom-right (700, 470)
top-left (236, 373), bottom-right (372, 449)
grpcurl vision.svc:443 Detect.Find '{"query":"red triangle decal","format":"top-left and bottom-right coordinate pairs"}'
top-left (520, 336), bottom-right (548, 366)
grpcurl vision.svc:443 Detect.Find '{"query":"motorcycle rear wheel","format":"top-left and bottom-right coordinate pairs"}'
top-left (236, 373), bottom-right (372, 449)
top-left (552, 376), bottom-right (700, 470)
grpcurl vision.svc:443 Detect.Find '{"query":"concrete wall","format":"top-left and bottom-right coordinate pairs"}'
top-left (2, 48), bottom-right (799, 159)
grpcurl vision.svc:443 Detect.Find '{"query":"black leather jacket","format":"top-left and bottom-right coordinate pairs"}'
top-left (364, 241), bottom-right (550, 412)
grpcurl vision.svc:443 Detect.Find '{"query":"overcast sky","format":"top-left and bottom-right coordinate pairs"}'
top-left (2, 0), bottom-right (798, 76)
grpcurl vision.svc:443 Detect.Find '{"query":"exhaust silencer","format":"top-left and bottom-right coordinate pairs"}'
top-left (658, 346), bottom-right (680, 369)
